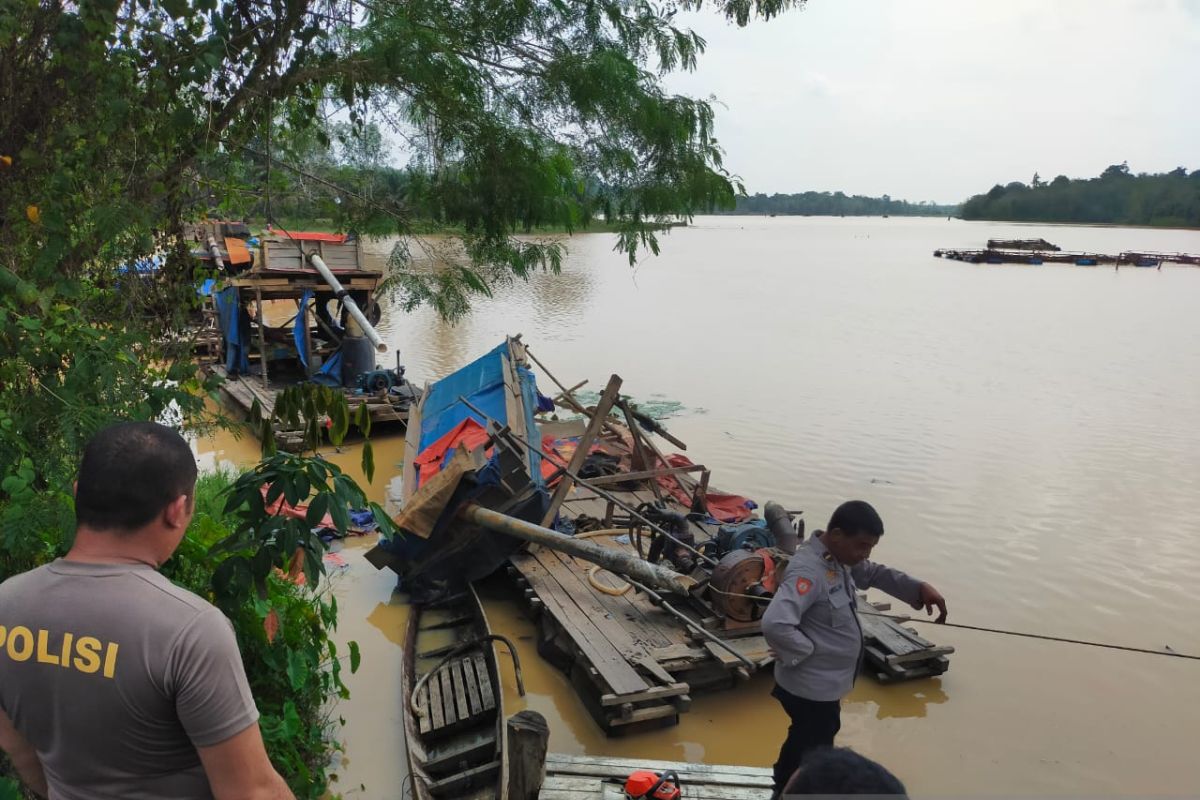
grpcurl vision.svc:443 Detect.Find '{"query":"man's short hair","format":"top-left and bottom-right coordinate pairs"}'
top-left (827, 500), bottom-right (884, 538)
top-left (75, 421), bottom-right (198, 532)
top-left (784, 746), bottom-right (907, 796)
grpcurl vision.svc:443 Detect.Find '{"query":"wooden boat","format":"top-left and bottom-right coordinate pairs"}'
top-left (402, 584), bottom-right (523, 800)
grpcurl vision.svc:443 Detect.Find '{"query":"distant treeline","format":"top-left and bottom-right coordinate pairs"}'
top-left (960, 164), bottom-right (1200, 228)
top-left (717, 191), bottom-right (957, 217)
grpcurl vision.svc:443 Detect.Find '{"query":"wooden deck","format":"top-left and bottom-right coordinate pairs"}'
top-left (540, 753), bottom-right (771, 800)
top-left (507, 486), bottom-right (769, 734)
top-left (205, 363), bottom-right (413, 450)
top-left (507, 485), bottom-right (951, 733)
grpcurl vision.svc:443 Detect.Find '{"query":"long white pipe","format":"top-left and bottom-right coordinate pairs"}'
top-left (307, 252), bottom-right (387, 353)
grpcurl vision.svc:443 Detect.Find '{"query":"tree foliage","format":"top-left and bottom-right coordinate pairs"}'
top-left (960, 164), bottom-right (1200, 228)
top-left (718, 190), bottom-right (957, 217)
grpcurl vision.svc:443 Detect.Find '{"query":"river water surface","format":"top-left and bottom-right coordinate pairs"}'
top-left (196, 216), bottom-right (1200, 796)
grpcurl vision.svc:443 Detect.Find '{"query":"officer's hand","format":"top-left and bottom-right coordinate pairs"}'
top-left (918, 582), bottom-right (947, 623)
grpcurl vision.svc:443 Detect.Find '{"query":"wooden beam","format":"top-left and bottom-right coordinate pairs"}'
top-left (540, 374), bottom-right (622, 527)
top-left (584, 464), bottom-right (706, 487)
top-left (255, 285), bottom-right (268, 388)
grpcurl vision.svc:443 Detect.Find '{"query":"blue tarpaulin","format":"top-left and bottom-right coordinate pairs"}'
top-left (294, 289), bottom-right (313, 369)
top-left (416, 341), bottom-right (545, 490)
top-left (213, 287), bottom-right (250, 375)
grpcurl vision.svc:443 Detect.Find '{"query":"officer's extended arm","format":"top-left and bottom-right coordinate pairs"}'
top-left (762, 568), bottom-right (818, 666)
top-left (850, 560), bottom-right (923, 608)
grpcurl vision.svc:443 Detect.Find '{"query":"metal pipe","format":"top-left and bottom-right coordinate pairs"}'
top-left (463, 504), bottom-right (696, 596)
top-left (307, 252), bottom-right (386, 353)
top-left (624, 578), bottom-right (758, 670)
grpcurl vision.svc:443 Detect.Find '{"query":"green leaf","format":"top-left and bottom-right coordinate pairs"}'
top-left (348, 640), bottom-right (361, 674)
top-left (361, 439), bottom-right (375, 484)
top-left (286, 649), bottom-right (307, 691)
top-left (305, 492), bottom-right (330, 527)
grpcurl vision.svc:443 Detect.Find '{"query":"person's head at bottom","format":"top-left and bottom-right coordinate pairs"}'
top-left (783, 747), bottom-right (907, 797)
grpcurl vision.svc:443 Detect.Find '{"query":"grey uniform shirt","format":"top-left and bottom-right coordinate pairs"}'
top-left (0, 560), bottom-right (260, 800)
top-left (762, 533), bottom-right (924, 701)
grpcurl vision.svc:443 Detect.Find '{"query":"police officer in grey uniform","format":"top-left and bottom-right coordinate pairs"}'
top-left (762, 500), bottom-right (946, 797)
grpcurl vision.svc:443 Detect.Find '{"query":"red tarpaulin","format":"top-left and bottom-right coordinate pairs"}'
top-left (260, 484), bottom-right (335, 528)
top-left (657, 454), bottom-right (755, 523)
top-left (269, 229), bottom-right (348, 243)
top-left (414, 418), bottom-right (492, 487)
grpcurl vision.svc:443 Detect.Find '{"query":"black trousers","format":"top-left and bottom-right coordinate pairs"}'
top-left (771, 684), bottom-right (842, 796)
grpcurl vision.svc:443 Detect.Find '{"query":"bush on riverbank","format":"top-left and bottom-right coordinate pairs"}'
top-left (164, 470), bottom-right (354, 799)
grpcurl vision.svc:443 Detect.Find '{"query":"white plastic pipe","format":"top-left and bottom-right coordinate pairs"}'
top-left (307, 252), bottom-right (386, 353)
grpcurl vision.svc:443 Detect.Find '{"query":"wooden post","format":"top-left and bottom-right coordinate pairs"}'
top-left (255, 285), bottom-right (268, 387)
top-left (620, 400), bottom-right (664, 501)
top-left (691, 469), bottom-right (711, 514)
top-left (301, 297), bottom-right (314, 377)
top-left (507, 710), bottom-right (549, 800)
top-left (539, 374), bottom-right (622, 527)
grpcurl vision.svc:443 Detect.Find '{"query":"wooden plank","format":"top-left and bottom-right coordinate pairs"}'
top-left (449, 659), bottom-right (471, 722)
top-left (423, 732), bottom-right (496, 775)
top-left (541, 548), bottom-right (673, 651)
top-left (608, 703), bottom-right (677, 726)
top-left (511, 551), bottom-right (650, 696)
top-left (599, 682), bottom-right (689, 707)
top-left (540, 374), bottom-right (623, 526)
top-left (254, 286), bottom-right (268, 387)
top-left (426, 759), bottom-right (500, 795)
top-left (544, 754), bottom-right (773, 785)
top-left (471, 653), bottom-right (496, 711)
top-left (438, 666), bottom-right (457, 726)
top-left (401, 384), bottom-right (428, 507)
top-left (541, 775), bottom-right (766, 800)
top-left (427, 670), bottom-right (445, 730)
top-left (417, 685), bottom-right (433, 734)
top-left (460, 658), bottom-right (483, 716)
top-left (584, 464), bottom-right (707, 487)
top-left (858, 611), bottom-right (927, 656)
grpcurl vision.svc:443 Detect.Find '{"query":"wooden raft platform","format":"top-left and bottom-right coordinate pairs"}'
top-left (506, 485), bottom-right (950, 734)
top-left (205, 363), bottom-right (412, 450)
top-left (540, 753), bottom-right (771, 800)
top-left (507, 489), bottom-right (767, 735)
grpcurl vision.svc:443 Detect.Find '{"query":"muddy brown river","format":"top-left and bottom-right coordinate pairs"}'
top-left (195, 216), bottom-right (1200, 796)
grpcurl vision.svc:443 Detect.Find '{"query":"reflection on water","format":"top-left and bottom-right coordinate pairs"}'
top-left (197, 217), bottom-right (1200, 795)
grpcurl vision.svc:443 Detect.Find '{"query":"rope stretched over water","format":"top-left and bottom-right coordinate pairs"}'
top-left (701, 586), bottom-right (1199, 661)
top-left (854, 609), bottom-right (1200, 661)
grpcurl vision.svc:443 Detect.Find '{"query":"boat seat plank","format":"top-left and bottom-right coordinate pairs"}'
top-left (422, 732), bottom-right (497, 776)
top-left (438, 667), bottom-right (458, 727)
top-left (417, 685), bottom-right (433, 735)
top-left (471, 653), bottom-right (496, 711)
top-left (460, 656), bottom-right (484, 716)
top-left (427, 670), bottom-right (445, 730)
top-left (449, 659), bottom-right (472, 722)
top-left (427, 759), bottom-right (500, 797)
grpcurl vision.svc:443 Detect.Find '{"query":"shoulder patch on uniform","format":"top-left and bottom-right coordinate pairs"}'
top-left (795, 577), bottom-right (813, 595)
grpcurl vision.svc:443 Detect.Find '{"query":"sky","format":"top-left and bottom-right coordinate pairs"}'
top-left (663, 0), bottom-right (1200, 203)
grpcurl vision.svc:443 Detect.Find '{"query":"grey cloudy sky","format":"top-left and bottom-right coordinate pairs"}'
top-left (664, 0), bottom-right (1200, 203)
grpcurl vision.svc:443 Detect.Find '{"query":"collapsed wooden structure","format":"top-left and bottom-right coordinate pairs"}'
top-left (189, 221), bottom-right (417, 449)
top-left (371, 337), bottom-right (954, 736)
